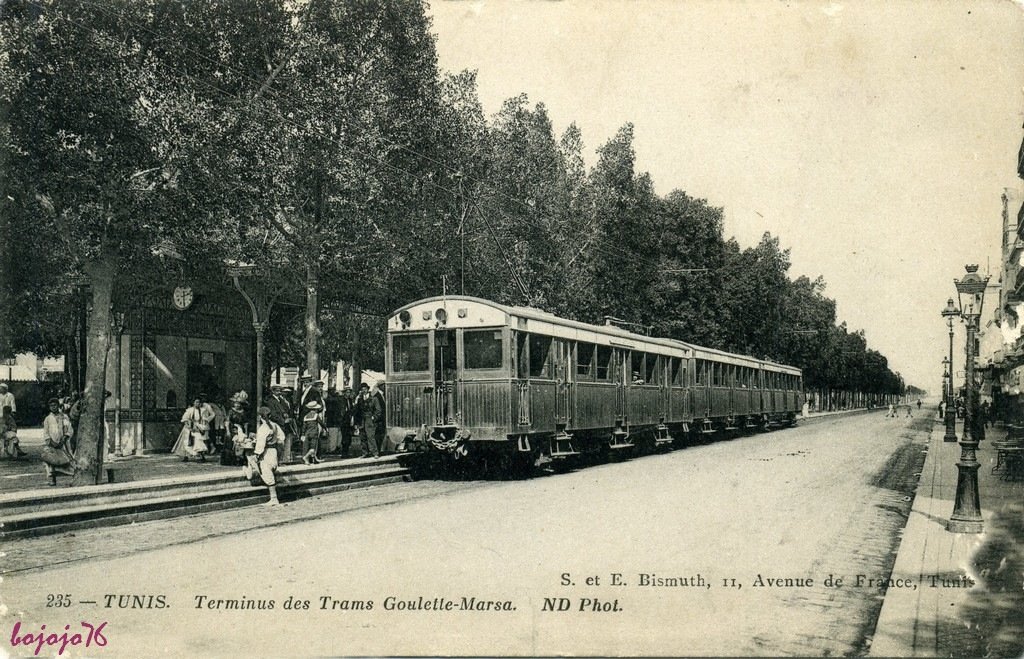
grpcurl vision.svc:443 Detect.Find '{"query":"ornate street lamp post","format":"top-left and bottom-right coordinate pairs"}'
top-left (948, 264), bottom-right (990, 534)
top-left (941, 298), bottom-right (959, 442)
top-left (942, 356), bottom-right (951, 425)
top-left (227, 264), bottom-right (283, 408)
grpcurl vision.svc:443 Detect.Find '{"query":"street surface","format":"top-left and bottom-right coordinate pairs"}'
top-left (0, 411), bottom-right (929, 656)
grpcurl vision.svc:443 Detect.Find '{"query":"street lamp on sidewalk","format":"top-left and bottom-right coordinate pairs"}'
top-left (948, 264), bottom-right (990, 534)
top-left (941, 298), bottom-right (959, 442)
top-left (941, 356), bottom-right (951, 423)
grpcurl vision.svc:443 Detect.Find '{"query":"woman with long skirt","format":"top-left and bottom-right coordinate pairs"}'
top-left (172, 398), bottom-right (209, 462)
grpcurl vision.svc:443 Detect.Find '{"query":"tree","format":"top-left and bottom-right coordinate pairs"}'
top-left (0, 1), bottom-right (234, 483)
top-left (207, 0), bottom-right (445, 388)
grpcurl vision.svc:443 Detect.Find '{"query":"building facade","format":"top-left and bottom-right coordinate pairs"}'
top-left (101, 286), bottom-right (255, 454)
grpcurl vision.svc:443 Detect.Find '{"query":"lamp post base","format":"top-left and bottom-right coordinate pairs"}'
top-left (943, 406), bottom-right (957, 442)
top-left (948, 448), bottom-right (983, 534)
top-left (947, 517), bottom-right (984, 534)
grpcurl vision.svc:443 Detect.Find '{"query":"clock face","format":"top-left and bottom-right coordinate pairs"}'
top-left (172, 286), bottom-right (194, 310)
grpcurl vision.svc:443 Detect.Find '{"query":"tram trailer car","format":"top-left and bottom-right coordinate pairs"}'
top-left (385, 296), bottom-right (803, 471)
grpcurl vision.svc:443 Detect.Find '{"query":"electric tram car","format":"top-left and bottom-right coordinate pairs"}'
top-left (385, 296), bottom-right (803, 472)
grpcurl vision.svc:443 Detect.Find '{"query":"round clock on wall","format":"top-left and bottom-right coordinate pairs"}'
top-left (172, 286), bottom-right (194, 311)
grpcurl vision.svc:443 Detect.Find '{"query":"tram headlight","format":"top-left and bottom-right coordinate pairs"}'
top-left (398, 310), bottom-right (412, 326)
top-left (435, 308), bottom-right (448, 324)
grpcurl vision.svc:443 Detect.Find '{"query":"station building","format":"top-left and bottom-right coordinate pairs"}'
top-left (100, 285), bottom-right (255, 454)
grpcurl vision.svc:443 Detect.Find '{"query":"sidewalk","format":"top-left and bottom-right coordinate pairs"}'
top-left (870, 418), bottom-right (1024, 657)
top-left (0, 426), bottom-right (375, 494)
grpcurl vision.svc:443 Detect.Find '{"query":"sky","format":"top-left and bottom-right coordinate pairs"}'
top-left (427, 0), bottom-right (1024, 391)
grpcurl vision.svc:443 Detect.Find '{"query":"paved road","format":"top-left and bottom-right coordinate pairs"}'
top-left (0, 411), bottom-right (929, 656)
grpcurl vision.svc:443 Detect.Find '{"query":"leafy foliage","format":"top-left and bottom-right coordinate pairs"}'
top-left (0, 0), bottom-right (906, 487)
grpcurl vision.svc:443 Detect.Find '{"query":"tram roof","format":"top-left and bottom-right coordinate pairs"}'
top-left (390, 295), bottom-right (801, 374)
top-left (684, 342), bottom-right (802, 375)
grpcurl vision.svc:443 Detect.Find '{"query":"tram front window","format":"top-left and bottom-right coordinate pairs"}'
top-left (464, 329), bottom-right (503, 370)
top-left (393, 333), bottom-right (429, 372)
top-left (435, 330), bottom-right (457, 381)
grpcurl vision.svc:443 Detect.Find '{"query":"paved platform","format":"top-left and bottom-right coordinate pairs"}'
top-left (0, 426), bottom-right (381, 493)
top-left (871, 418), bottom-right (1024, 657)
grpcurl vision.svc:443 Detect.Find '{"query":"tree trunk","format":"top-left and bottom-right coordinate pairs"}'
top-left (305, 263), bottom-right (319, 380)
top-left (72, 253), bottom-right (117, 486)
top-left (65, 333), bottom-right (77, 394)
top-left (351, 321), bottom-right (361, 391)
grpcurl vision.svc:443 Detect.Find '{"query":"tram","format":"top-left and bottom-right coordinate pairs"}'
top-left (385, 296), bottom-right (803, 472)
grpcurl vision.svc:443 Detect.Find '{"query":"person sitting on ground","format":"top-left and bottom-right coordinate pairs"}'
top-left (40, 398), bottom-right (75, 486)
top-left (2, 406), bottom-right (24, 458)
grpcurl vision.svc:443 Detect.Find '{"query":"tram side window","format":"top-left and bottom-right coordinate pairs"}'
top-left (595, 345), bottom-right (612, 381)
top-left (670, 357), bottom-right (682, 386)
top-left (645, 353), bottom-right (659, 384)
top-left (577, 342), bottom-right (595, 379)
top-left (516, 332), bottom-right (529, 379)
top-left (528, 333), bottom-right (553, 379)
top-left (694, 359), bottom-right (704, 385)
top-left (630, 352), bottom-right (645, 384)
top-left (392, 333), bottom-right (429, 372)
top-left (464, 329), bottom-right (504, 370)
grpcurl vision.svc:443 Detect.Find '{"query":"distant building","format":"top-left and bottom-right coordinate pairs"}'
top-left (981, 126), bottom-right (1024, 411)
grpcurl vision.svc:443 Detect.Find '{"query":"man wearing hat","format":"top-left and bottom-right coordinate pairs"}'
top-left (295, 373), bottom-right (325, 417)
top-left (324, 386), bottom-right (343, 456)
top-left (372, 381), bottom-right (387, 454)
top-left (300, 399), bottom-right (326, 464)
top-left (265, 384), bottom-right (296, 463)
top-left (339, 386), bottom-right (356, 457)
top-left (358, 380), bottom-right (378, 458)
top-left (357, 382), bottom-right (382, 458)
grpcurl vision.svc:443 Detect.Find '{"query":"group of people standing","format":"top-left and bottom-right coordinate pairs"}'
top-left (171, 394), bottom-right (228, 462)
top-left (259, 376), bottom-right (387, 463)
top-left (172, 376), bottom-right (387, 505)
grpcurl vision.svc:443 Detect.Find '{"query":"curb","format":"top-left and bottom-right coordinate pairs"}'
top-left (0, 456), bottom-right (410, 540)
